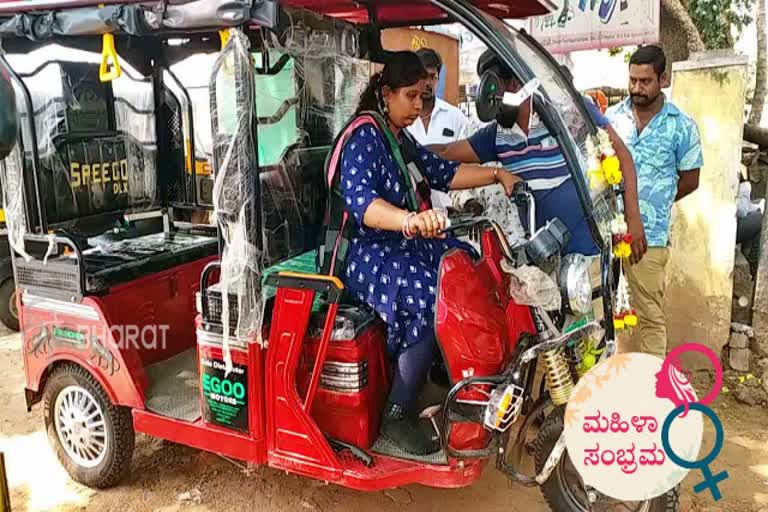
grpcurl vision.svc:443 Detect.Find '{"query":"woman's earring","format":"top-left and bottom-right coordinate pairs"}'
top-left (382, 101), bottom-right (389, 114)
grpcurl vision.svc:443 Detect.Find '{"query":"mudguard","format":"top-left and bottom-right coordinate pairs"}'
top-left (435, 227), bottom-right (536, 452)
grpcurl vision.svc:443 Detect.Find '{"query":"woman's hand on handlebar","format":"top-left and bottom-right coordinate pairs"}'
top-left (406, 209), bottom-right (448, 239)
top-left (497, 169), bottom-right (522, 197)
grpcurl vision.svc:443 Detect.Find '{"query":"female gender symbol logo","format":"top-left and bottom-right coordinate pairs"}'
top-left (656, 343), bottom-right (728, 501)
top-left (661, 403), bottom-right (728, 500)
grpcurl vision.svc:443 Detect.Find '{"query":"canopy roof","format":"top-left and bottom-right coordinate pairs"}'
top-left (0, 0), bottom-right (555, 26)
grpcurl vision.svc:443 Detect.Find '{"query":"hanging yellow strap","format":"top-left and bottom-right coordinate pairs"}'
top-left (219, 29), bottom-right (231, 50)
top-left (99, 33), bottom-right (122, 82)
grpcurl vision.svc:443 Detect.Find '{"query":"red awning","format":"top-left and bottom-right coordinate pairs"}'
top-left (281, 0), bottom-right (555, 24)
top-left (0, 0), bottom-right (555, 24)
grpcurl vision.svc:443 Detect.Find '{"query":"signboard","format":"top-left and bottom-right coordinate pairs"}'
top-left (529, 0), bottom-right (660, 54)
top-left (200, 356), bottom-right (249, 432)
top-left (381, 28), bottom-right (460, 105)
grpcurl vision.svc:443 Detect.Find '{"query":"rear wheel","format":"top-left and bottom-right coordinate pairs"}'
top-left (0, 279), bottom-right (18, 331)
top-left (533, 407), bottom-right (679, 512)
top-left (43, 364), bottom-right (135, 488)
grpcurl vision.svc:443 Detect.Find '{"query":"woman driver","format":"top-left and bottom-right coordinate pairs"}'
top-left (339, 52), bottom-right (520, 455)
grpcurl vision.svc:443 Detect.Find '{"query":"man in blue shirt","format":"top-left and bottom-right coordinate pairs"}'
top-left (430, 51), bottom-right (646, 259)
top-left (605, 45), bottom-right (703, 357)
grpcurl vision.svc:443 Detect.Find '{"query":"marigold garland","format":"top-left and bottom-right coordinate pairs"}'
top-left (587, 128), bottom-right (639, 333)
top-left (587, 129), bottom-right (623, 190)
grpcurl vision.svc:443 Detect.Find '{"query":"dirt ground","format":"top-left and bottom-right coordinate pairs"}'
top-left (1, 327), bottom-right (767, 512)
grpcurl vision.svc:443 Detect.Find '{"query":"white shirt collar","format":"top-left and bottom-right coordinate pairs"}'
top-left (430, 98), bottom-right (449, 116)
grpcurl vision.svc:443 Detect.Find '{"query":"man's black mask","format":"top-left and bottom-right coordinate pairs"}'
top-left (496, 105), bottom-right (519, 129)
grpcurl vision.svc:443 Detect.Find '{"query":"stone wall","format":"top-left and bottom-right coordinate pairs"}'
top-left (665, 54), bottom-right (749, 369)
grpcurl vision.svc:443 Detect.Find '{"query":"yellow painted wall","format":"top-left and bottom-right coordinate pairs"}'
top-left (666, 55), bottom-right (748, 368)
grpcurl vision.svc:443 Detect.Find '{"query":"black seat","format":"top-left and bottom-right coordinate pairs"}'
top-left (15, 231), bottom-right (219, 297)
top-left (82, 232), bottom-right (218, 293)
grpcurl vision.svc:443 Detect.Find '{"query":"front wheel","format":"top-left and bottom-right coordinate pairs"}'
top-left (533, 407), bottom-right (679, 512)
top-left (43, 364), bottom-right (135, 488)
top-left (0, 279), bottom-right (18, 331)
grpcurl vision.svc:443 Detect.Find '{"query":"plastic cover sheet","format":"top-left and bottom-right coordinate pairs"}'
top-left (257, 7), bottom-right (369, 263)
top-left (0, 139), bottom-right (29, 261)
top-left (170, 9), bottom-right (367, 263)
top-left (1, 45), bottom-right (158, 260)
top-left (3, 54), bottom-right (68, 259)
top-left (0, 1), bottom-right (275, 39)
top-left (449, 182), bottom-right (526, 249)
top-left (210, 29), bottom-right (264, 367)
top-left (500, 261), bottom-right (562, 311)
top-left (112, 72), bottom-right (158, 210)
top-left (208, 13), bottom-right (369, 361)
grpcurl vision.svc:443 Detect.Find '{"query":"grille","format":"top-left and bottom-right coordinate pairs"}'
top-left (202, 285), bottom-right (240, 332)
top-left (169, 106), bottom-right (182, 149)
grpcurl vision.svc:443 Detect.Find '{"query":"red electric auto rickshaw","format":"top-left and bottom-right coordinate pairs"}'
top-left (0, 1), bottom-right (677, 511)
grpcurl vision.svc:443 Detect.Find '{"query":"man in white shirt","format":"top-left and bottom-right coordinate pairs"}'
top-left (736, 171), bottom-right (764, 277)
top-left (406, 48), bottom-right (470, 209)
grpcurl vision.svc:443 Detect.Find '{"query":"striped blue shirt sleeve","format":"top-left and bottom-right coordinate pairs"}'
top-left (583, 97), bottom-right (609, 128)
top-left (468, 122), bottom-right (499, 164)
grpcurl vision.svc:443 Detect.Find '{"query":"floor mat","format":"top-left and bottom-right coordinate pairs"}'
top-left (371, 435), bottom-right (448, 465)
top-left (144, 348), bottom-right (201, 422)
top-left (368, 373), bottom-right (450, 465)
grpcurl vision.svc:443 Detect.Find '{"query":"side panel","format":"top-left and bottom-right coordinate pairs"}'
top-left (436, 249), bottom-right (509, 381)
top-left (194, 330), bottom-right (268, 464)
top-left (21, 295), bottom-right (146, 409)
top-left (21, 256), bottom-right (216, 408)
top-left (98, 256), bottom-right (216, 366)
top-left (265, 286), bottom-right (342, 477)
top-left (296, 320), bottom-right (390, 449)
top-left (133, 411), bottom-right (266, 464)
top-left (435, 230), bottom-right (534, 452)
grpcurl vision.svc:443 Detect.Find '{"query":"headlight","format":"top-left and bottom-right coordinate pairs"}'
top-left (558, 253), bottom-right (592, 316)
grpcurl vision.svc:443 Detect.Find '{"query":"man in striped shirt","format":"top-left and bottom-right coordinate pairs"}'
top-left (431, 51), bottom-right (645, 259)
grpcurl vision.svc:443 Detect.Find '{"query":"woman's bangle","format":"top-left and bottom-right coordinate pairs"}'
top-left (494, 165), bottom-right (500, 182)
top-left (402, 212), bottom-right (416, 239)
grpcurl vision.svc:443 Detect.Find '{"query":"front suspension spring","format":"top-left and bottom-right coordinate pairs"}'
top-left (542, 348), bottom-right (575, 406)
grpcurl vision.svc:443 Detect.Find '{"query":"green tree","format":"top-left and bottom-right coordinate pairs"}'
top-left (688, 0), bottom-right (753, 49)
top-left (748, 0), bottom-right (766, 125)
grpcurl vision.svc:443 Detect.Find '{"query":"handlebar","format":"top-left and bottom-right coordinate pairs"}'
top-left (511, 181), bottom-right (536, 237)
top-left (439, 215), bottom-right (518, 264)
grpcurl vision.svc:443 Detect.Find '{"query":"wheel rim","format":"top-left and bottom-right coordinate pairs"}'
top-left (555, 452), bottom-right (652, 512)
top-left (9, 289), bottom-right (17, 320)
top-left (54, 385), bottom-right (109, 469)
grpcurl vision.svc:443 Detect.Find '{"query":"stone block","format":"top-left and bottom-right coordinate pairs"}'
top-left (730, 332), bottom-right (750, 348)
top-left (729, 347), bottom-right (751, 371)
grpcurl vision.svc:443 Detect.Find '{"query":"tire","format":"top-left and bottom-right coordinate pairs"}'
top-left (43, 364), bottom-right (135, 488)
top-left (533, 407), bottom-right (679, 512)
top-left (0, 279), bottom-right (18, 331)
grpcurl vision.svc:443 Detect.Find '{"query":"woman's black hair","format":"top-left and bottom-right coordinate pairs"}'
top-left (355, 51), bottom-right (429, 114)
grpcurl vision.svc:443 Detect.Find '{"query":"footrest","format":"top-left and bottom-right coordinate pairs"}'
top-left (370, 436), bottom-right (448, 465)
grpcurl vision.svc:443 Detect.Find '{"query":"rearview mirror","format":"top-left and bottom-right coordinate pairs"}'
top-left (0, 67), bottom-right (18, 160)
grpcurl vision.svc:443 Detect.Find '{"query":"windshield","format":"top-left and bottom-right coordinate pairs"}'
top-left (475, 12), bottom-right (616, 245)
